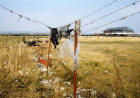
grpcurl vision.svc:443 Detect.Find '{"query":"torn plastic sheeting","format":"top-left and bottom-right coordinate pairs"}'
top-left (73, 48), bottom-right (79, 71)
top-left (39, 59), bottom-right (47, 66)
top-left (59, 39), bottom-right (74, 58)
top-left (59, 39), bottom-right (80, 71)
top-left (59, 39), bottom-right (80, 58)
top-left (39, 66), bottom-right (47, 72)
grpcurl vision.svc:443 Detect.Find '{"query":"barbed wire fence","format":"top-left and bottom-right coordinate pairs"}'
top-left (0, 5), bottom-right (51, 29)
top-left (60, 0), bottom-right (119, 27)
top-left (83, 11), bottom-right (140, 33)
top-left (81, 0), bottom-right (140, 28)
top-left (0, 0), bottom-right (140, 34)
top-left (0, 0), bottom-right (121, 29)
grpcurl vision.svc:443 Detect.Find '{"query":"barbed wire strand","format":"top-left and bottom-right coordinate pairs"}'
top-left (61, 0), bottom-right (119, 27)
top-left (0, 4), bottom-right (51, 28)
top-left (0, 0), bottom-right (119, 28)
top-left (82, 0), bottom-right (140, 28)
top-left (81, 0), bottom-right (119, 20)
top-left (83, 11), bottom-right (140, 33)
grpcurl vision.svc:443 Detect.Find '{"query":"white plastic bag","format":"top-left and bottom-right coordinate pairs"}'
top-left (59, 38), bottom-right (80, 71)
top-left (73, 47), bottom-right (79, 71)
top-left (59, 39), bottom-right (74, 58)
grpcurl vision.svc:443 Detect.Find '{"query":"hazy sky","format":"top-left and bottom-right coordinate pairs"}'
top-left (0, 0), bottom-right (140, 33)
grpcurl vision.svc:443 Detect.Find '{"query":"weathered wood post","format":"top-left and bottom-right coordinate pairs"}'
top-left (46, 39), bottom-right (51, 72)
top-left (74, 20), bottom-right (81, 98)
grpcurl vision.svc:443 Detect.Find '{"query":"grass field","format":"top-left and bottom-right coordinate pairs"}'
top-left (0, 36), bottom-right (140, 98)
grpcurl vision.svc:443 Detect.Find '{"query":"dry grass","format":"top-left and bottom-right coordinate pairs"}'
top-left (0, 36), bottom-right (140, 98)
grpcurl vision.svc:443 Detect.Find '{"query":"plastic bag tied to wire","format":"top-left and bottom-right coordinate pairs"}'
top-left (73, 47), bottom-right (80, 71)
top-left (59, 38), bottom-right (80, 71)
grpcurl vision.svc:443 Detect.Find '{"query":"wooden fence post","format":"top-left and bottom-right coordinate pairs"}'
top-left (74, 21), bottom-right (78, 98)
top-left (46, 40), bottom-right (51, 72)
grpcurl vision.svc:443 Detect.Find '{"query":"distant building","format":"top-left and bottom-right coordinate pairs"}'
top-left (103, 27), bottom-right (134, 36)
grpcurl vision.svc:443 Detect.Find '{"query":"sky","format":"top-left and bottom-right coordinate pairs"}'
top-left (0, 0), bottom-right (140, 34)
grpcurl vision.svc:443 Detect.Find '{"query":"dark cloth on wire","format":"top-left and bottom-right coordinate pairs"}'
top-left (66, 29), bottom-right (73, 38)
top-left (49, 24), bottom-right (73, 49)
top-left (50, 28), bottom-right (59, 48)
